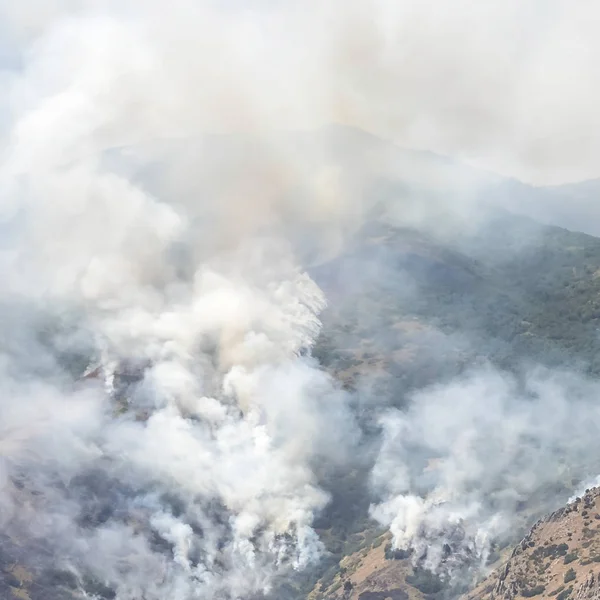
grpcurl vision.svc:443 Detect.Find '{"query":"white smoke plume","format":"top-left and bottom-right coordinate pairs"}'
top-left (0, 227), bottom-right (354, 596)
top-left (370, 367), bottom-right (600, 581)
top-left (0, 4), bottom-right (364, 598)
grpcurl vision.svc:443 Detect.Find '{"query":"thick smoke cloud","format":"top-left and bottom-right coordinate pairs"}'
top-left (0, 5), bottom-right (362, 597)
top-left (0, 239), bottom-right (356, 596)
top-left (1, 1), bottom-right (600, 599)
top-left (3, 0), bottom-right (600, 186)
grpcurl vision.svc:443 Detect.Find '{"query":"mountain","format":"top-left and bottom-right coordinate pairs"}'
top-left (6, 127), bottom-right (600, 599)
top-left (496, 179), bottom-right (600, 239)
top-left (313, 212), bottom-right (600, 395)
top-left (12, 209), bottom-right (600, 600)
top-left (292, 213), bottom-right (600, 600)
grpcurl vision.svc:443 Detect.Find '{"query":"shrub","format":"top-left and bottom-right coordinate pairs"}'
top-left (533, 543), bottom-right (569, 560)
top-left (522, 585), bottom-right (546, 597)
top-left (564, 568), bottom-right (576, 584)
top-left (563, 553), bottom-right (578, 564)
top-left (384, 543), bottom-right (412, 560)
top-left (557, 586), bottom-right (573, 600)
top-left (405, 568), bottom-right (444, 595)
top-left (330, 582), bottom-right (342, 594)
top-left (372, 536), bottom-right (384, 549)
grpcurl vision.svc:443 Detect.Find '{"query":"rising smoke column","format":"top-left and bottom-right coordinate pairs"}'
top-left (0, 6), bottom-right (360, 599)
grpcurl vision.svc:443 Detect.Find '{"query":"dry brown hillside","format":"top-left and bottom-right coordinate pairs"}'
top-left (465, 487), bottom-right (600, 600)
top-left (310, 535), bottom-right (410, 600)
top-left (309, 532), bottom-right (436, 600)
top-left (312, 488), bottom-right (600, 600)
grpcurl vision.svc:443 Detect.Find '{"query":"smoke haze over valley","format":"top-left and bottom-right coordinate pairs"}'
top-left (2, 2), bottom-right (600, 600)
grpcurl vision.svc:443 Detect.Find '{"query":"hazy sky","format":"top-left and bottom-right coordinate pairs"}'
top-left (0, 0), bottom-right (599, 185)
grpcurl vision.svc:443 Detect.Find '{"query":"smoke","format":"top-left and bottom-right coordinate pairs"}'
top-left (3, 0), bottom-right (600, 185)
top-left (0, 237), bottom-right (357, 597)
top-left (1, 1), bottom-right (600, 598)
top-left (370, 367), bottom-right (600, 581)
top-left (0, 5), bottom-right (363, 597)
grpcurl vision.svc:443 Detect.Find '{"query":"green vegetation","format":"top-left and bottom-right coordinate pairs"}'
top-left (405, 568), bottom-right (445, 595)
top-left (289, 214), bottom-right (600, 598)
top-left (533, 543), bottom-right (569, 560)
top-left (522, 585), bottom-right (546, 597)
top-left (384, 543), bottom-right (411, 560)
top-left (564, 568), bottom-right (576, 584)
top-left (557, 586), bottom-right (573, 600)
top-left (316, 216), bottom-right (600, 394)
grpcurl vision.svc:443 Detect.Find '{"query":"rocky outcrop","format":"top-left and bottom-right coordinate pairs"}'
top-left (574, 571), bottom-right (600, 600)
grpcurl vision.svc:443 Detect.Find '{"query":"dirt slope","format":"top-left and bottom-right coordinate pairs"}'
top-left (309, 533), bottom-right (429, 600)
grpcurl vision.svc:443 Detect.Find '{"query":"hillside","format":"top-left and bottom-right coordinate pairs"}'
top-left (313, 212), bottom-right (600, 398)
top-left (6, 213), bottom-right (600, 600)
top-left (294, 214), bottom-right (600, 600)
top-left (308, 488), bottom-right (600, 600)
top-left (465, 488), bottom-right (600, 600)
top-left (6, 127), bottom-right (600, 600)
